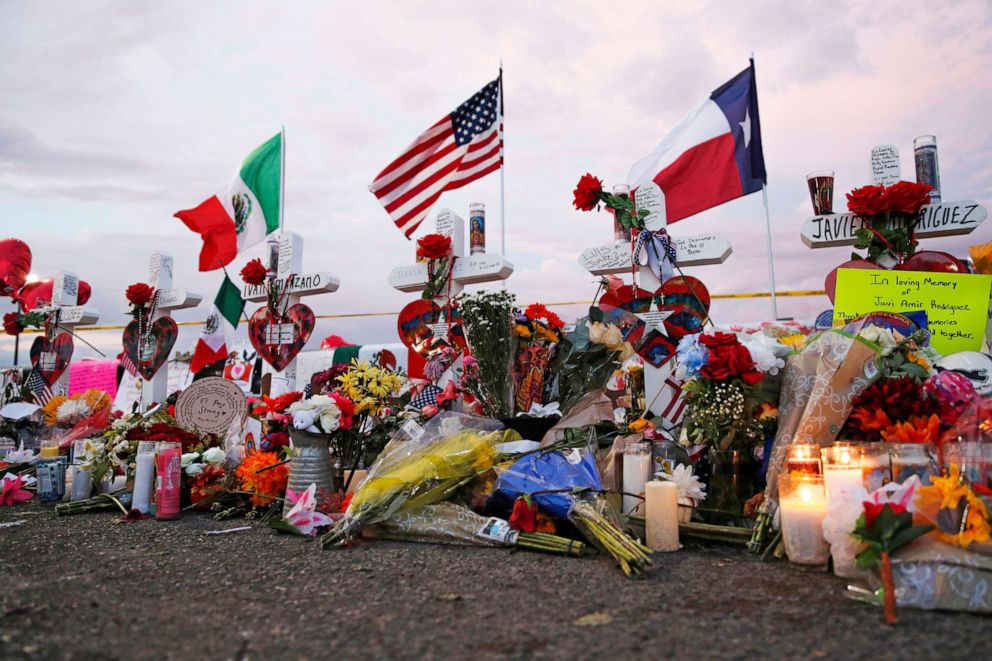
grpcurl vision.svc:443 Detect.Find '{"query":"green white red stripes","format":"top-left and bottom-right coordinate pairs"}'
top-left (175, 133), bottom-right (282, 271)
top-left (190, 275), bottom-right (245, 373)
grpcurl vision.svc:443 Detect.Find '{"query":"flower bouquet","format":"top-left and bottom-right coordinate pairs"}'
top-left (494, 449), bottom-right (653, 578)
top-left (416, 233), bottom-right (454, 300)
top-left (846, 180), bottom-right (932, 267)
top-left (512, 303), bottom-right (564, 414)
top-left (458, 289), bottom-right (517, 418)
top-left (320, 412), bottom-right (512, 547)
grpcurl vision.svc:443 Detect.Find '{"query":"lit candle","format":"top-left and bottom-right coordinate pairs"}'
top-left (132, 441), bottom-right (158, 514)
top-left (778, 474), bottom-right (829, 566)
top-left (786, 443), bottom-right (822, 475)
top-left (622, 442), bottom-right (652, 515)
top-left (645, 480), bottom-right (679, 552)
top-left (821, 443), bottom-right (863, 499)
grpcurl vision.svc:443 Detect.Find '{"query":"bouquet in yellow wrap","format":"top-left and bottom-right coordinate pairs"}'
top-left (321, 413), bottom-right (517, 547)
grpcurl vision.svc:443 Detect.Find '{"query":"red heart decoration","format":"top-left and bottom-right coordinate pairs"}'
top-left (122, 317), bottom-right (179, 380)
top-left (599, 285), bottom-right (654, 312)
top-left (638, 330), bottom-right (677, 368)
top-left (897, 250), bottom-right (967, 274)
top-left (0, 238), bottom-right (31, 298)
top-left (18, 278), bottom-right (92, 312)
top-left (397, 299), bottom-right (465, 357)
top-left (658, 276), bottom-right (710, 340)
top-left (824, 259), bottom-right (879, 304)
top-left (30, 332), bottom-right (73, 386)
top-left (248, 304), bottom-right (316, 372)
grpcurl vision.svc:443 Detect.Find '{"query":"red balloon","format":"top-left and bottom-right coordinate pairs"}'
top-left (897, 250), bottom-right (967, 274)
top-left (0, 238), bottom-right (32, 298)
top-left (18, 278), bottom-right (92, 312)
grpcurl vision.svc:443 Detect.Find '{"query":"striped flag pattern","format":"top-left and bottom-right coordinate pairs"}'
top-left (26, 370), bottom-right (53, 406)
top-left (370, 75), bottom-right (503, 238)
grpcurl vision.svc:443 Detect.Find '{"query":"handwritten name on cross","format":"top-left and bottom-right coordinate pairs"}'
top-left (133, 251), bottom-right (202, 407)
top-left (244, 232), bottom-right (340, 396)
top-left (43, 271), bottom-right (100, 396)
top-left (577, 182), bottom-right (731, 424)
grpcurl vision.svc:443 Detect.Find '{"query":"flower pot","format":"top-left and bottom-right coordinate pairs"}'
top-left (284, 428), bottom-right (337, 517)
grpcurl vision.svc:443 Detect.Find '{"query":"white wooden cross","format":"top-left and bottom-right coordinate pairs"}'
top-left (388, 208), bottom-right (515, 392)
top-left (42, 271), bottom-right (100, 396)
top-left (121, 251), bottom-right (203, 408)
top-left (800, 200), bottom-right (987, 249)
top-left (242, 231), bottom-right (340, 396)
top-left (577, 182), bottom-right (733, 429)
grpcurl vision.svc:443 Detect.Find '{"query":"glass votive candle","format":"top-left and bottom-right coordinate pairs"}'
top-left (622, 441), bottom-right (652, 515)
top-left (778, 474), bottom-right (830, 567)
top-left (787, 443), bottom-right (822, 475)
top-left (890, 443), bottom-right (936, 485)
top-left (861, 442), bottom-right (892, 491)
top-left (942, 441), bottom-right (985, 484)
top-left (821, 443), bottom-right (863, 499)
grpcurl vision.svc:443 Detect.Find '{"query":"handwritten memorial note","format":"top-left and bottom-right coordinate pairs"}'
top-left (833, 268), bottom-right (992, 354)
top-left (67, 359), bottom-right (119, 397)
top-left (175, 376), bottom-right (247, 435)
top-left (871, 144), bottom-right (901, 186)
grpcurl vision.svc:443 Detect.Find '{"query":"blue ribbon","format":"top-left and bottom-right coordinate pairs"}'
top-left (632, 228), bottom-right (678, 283)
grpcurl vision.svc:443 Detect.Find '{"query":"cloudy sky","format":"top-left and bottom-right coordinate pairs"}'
top-left (2, 0), bottom-right (991, 363)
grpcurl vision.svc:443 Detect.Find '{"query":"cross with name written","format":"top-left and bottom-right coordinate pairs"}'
top-left (577, 182), bottom-right (733, 431)
top-left (125, 251), bottom-right (203, 408)
top-left (40, 271), bottom-right (101, 396)
top-left (243, 231), bottom-right (340, 396)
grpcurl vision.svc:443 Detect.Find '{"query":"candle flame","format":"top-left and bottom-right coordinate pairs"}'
top-left (798, 484), bottom-right (815, 502)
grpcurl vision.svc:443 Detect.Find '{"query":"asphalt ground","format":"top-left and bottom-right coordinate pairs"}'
top-left (0, 503), bottom-right (986, 660)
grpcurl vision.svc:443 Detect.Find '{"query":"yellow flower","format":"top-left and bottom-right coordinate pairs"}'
top-left (629, 418), bottom-right (655, 433)
top-left (515, 324), bottom-right (532, 339)
top-left (780, 334), bottom-right (807, 351)
top-left (906, 351), bottom-right (930, 371)
top-left (915, 466), bottom-right (991, 549)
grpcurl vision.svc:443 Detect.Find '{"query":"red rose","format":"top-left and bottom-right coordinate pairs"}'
top-left (125, 283), bottom-right (154, 307)
top-left (508, 496), bottom-right (538, 532)
top-left (572, 173), bottom-right (604, 211)
top-left (700, 331), bottom-right (738, 349)
top-left (416, 233), bottom-right (453, 261)
top-left (3, 312), bottom-right (22, 336)
top-left (240, 258), bottom-right (268, 286)
top-left (725, 344), bottom-right (756, 376)
top-left (863, 501), bottom-right (907, 529)
top-left (882, 181), bottom-right (932, 215)
top-left (742, 370), bottom-right (764, 386)
top-left (846, 185), bottom-right (886, 217)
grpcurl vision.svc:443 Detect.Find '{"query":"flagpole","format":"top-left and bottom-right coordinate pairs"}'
top-left (498, 63), bottom-right (506, 258)
top-left (761, 184), bottom-right (779, 320)
top-left (279, 125), bottom-right (286, 232)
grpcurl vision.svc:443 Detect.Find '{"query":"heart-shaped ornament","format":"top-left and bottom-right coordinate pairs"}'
top-left (824, 259), bottom-right (879, 304)
top-left (397, 299), bottom-right (465, 357)
top-left (897, 250), bottom-right (967, 274)
top-left (30, 332), bottom-right (73, 386)
top-left (123, 317), bottom-right (179, 380)
top-left (248, 304), bottom-right (316, 372)
top-left (658, 276), bottom-right (710, 340)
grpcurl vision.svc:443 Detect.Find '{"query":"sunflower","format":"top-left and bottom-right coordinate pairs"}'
top-left (915, 466), bottom-right (991, 548)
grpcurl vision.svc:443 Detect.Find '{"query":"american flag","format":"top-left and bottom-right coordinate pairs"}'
top-left (370, 75), bottom-right (503, 238)
top-left (26, 370), bottom-right (53, 406)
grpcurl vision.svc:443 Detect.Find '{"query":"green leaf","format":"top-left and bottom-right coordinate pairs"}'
top-left (856, 545), bottom-right (882, 570)
top-left (887, 523), bottom-right (934, 552)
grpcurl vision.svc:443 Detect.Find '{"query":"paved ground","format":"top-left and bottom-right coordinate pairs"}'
top-left (0, 503), bottom-right (986, 660)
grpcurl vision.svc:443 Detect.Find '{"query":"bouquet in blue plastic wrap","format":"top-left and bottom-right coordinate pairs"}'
top-left (494, 450), bottom-right (653, 577)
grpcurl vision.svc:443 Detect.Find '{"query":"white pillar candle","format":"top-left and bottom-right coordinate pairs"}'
top-left (70, 468), bottom-right (93, 501)
top-left (132, 442), bottom-right (157, 514)
top-left (778, 475), bottom-right (830, 566)
top-left (822, 444), bottom-right (863, 500)
top-left (622, 442), bottom-right (652, 515)
top-left (645, 480), bottom-right (679, 552)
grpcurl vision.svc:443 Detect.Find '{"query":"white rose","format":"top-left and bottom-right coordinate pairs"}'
top-left (202, 447), bottom-right (226, 465)
top-left (180, 452), bottom-right (200, 467)
top-left (310, 395), bottom-right (334, 409)
top-left (318, 404), bottom-right (342, 433)
top-left (184, 463), bottom-right (204, 477)
top-left (289, 399), bottom-right (318, 413)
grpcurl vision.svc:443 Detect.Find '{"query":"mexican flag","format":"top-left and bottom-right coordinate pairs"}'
top-left (176, 133), bottom-right (282, 271)
top-left (191, 275), bottom-right (245, 374)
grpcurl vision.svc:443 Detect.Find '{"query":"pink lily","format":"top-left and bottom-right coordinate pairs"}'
top-left (0, 473), bottom-right (34, 506)
top-left (285, 483), bottom-right (333, 537)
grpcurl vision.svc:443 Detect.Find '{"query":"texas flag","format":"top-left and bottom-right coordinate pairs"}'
top-left (627, 61), bottom-right (766, 223)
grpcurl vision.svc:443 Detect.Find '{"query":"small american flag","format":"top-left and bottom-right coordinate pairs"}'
top-left (26, 370), bottom-right (53, 406)
top-left (371, 75), bottom-right (503, 238)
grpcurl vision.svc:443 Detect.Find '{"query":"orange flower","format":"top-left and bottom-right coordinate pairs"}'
top-left (850, 408), bottom-right (893, 433)
top-left (881, 414), bottom-right (940, 444)
top-left (629, 418), bottom-right (655, 433)
top-left (236, 451), bottom-right (289, 507)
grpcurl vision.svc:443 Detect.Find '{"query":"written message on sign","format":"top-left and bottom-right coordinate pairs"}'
top-left (833, 268), bottom-right (992, 354)
top-left (801, 200), bottom-right (987, 248)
